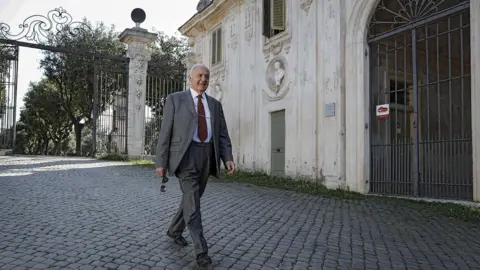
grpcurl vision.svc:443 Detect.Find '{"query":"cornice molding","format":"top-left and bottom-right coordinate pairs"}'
top-left (179, 0), bottom-right (243, 37)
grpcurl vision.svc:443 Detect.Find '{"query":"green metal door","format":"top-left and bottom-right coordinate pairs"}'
top-left (270, 110), bottom-right (285, 176)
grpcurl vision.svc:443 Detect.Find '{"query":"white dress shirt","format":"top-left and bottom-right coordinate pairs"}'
top-left (190, 88), bottom-right (212, 143)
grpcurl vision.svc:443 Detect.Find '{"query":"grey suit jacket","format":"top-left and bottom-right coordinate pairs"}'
top-left (155, 90), bottom-right (233, 178)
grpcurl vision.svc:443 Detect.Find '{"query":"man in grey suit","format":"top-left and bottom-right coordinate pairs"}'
top-left (155, 64), bottom-right (236, 267)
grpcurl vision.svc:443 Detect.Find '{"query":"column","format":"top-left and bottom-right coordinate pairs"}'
top-left (119, 26), bottom-right (157, 156)
top-left (317, 0), bottom-right (346, 189)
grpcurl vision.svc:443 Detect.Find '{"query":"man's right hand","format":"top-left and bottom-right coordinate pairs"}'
top-left (155, 167), bottom-right (165, 177)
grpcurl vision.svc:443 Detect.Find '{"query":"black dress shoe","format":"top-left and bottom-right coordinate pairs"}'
top-left (166, 231), bottom-right (188, 246)
top-left (196, 253), bottom-right (212, 267)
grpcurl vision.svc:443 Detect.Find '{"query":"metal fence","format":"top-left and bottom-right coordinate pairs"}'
top-left (143, 64), bottom-right (186, 156)
top-left (368, 1), bottom-right (472, 200)
top-left (0, 44), bottom-right (17, 150)
top-left (92, 58), bottom-right (129, 156)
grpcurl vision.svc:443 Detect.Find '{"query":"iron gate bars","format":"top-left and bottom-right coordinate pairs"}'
top-left (368, 0), bottom-right (472, 200)
top-left (0, 45), bottom-right (18, 151)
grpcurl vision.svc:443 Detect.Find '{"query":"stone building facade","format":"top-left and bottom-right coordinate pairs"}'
top-left (178, 0), bottom-right (480, 201)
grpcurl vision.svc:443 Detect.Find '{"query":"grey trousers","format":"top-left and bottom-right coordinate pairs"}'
top-left (168, 141), bottom-right (213, 255)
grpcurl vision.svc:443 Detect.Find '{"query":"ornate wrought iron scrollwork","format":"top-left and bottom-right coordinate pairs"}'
top-left (0, 7), bottom-right (91, 43)
top-left (369, 0), bottom-right (446, 37)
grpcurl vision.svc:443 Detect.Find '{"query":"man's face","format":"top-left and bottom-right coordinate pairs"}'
top-left (190, 66), bottom-right (210, 93)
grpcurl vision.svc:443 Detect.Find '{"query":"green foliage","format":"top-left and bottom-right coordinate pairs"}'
top-left (97, 153), bottom-right (128, 161)
top-left (219, 170), bottom-right (480, 222)
top-left (15, 79), bottom-right (72, 155)
top-left (13, 16), bottom-right (187, 156)
top-left (150, 32), bottom-right (188, 67)
top-left (220, 170), bottom-right (366, 200)
top-left (39, 19), bottom-right (126, 154)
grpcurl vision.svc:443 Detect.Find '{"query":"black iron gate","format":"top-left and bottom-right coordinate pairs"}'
top-left (0, 45), bottom-right (18, 151)
top-left (92, 59), bottom-right (129, 156)
top-left (143, 63), bottom-right (186, 156)
top-left (368, 0), bottom-right (472, 200)
top-left (0, 7), bottom-right (128, 156)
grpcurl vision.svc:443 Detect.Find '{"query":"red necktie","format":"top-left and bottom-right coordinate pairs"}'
top-left (197, 95), bottom-right (208, 142)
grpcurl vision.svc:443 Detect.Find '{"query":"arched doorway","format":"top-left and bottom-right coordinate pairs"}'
top-left (368, 0), bottom-right (472, 200)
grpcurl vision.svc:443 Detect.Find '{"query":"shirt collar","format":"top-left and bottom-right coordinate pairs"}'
top-left (190, 88), bottom-right (206, 100)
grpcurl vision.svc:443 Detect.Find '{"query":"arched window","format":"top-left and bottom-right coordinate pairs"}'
top-left (369, 0), bottom-right (467, 38)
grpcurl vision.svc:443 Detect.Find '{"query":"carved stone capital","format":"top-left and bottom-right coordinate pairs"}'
top-left (128, 52), bottom-right (150, 74)
top-left (183, 51), bottom-right (202, 70)
top-left (119, 27), bottom-right (157, 46)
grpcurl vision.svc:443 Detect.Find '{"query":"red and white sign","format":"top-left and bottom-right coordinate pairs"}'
top-left (376, 104), bottom-right (390, 119)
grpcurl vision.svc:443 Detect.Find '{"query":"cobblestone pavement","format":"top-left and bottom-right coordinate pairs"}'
top-left (0, 156), bottom-right (480, 270)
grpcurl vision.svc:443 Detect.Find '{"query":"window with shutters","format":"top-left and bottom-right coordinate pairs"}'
top-left (210, 26), bottom-right (223, 66)
top-left (263, 0), bottom-right (286, 39)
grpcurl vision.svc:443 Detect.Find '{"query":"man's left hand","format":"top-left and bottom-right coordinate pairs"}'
top-left (225, 161), bottom-right (236, 175)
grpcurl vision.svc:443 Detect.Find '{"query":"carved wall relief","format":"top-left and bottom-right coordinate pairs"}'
top-left (128, 52), bottom-right (150, 111)
top-left (209, 65), bottom-right (226, 103)
top-left (262, 34), bottom-right (292, 62)
top-left (263, 56), bottom-right (291, 101)
top-left (244, 0), bottom-right (254, 44)
top-left (131, 53), bottom-right (148, 74)
top-left (300, 0), bottom-right (313, 12)
top-left (227, 9), bottom-right (237, 50)
top-left (210, 65), bottom-right (226, 84)
top-left (212, 83), bottom-right (224, 102)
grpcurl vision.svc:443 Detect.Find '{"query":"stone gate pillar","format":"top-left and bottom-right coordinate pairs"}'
top-left (471, 1), bottom-right (480, 201)
top-left (119, 10), bottom-right (157, 156)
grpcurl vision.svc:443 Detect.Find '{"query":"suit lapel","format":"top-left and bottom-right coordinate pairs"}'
top-left (182, 90), bottom-right (195, 114)
top-left (206, 95), bottom-right (215, 127)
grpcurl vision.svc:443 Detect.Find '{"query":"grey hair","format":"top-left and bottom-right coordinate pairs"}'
top-left (189, 64), bottom-right (209, 77)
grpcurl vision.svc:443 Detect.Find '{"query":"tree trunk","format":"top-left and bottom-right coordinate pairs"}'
top-left (51, 140), bottom-right (61, 156)
top-left (74, 123), bottom-right (84, 156)
top-left (34, 140), bottom-right (41, 155)
top-left (44, 138), bottom-right (49, 155)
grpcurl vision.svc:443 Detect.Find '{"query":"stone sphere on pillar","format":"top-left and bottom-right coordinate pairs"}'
top-left (131, 8), bottom-right (146, 27)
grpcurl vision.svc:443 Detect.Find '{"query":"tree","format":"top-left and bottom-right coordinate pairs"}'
top-left (150, 32), bottom-right (189, 67)
top-left (39, 19), bottom-right (126, 155)
top-left (16, 109), bottom-right (48, 154)
top-left (18, 79), bottom-right (72, 155)
top-left (145, 32), bottom-right (187, 138)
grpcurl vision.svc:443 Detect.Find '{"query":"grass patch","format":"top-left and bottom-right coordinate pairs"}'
top-left (219, 170), bottom-right (366, 200)
top-left (98, 155), bottom-right (480, 222)
top-left (97, 153), bottom-right (128, 161)
top-left (130, 159), bottom-right (156, 168)
top-left (375, 197), bottom-right (480, 223)
top-left (97, 154), bottom-right (154, 168)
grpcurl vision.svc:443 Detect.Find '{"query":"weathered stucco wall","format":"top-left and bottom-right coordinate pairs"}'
top-left (186, 0), bottom-right (347, 189)
top-left (182, 0), bottom-right (480, 199)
